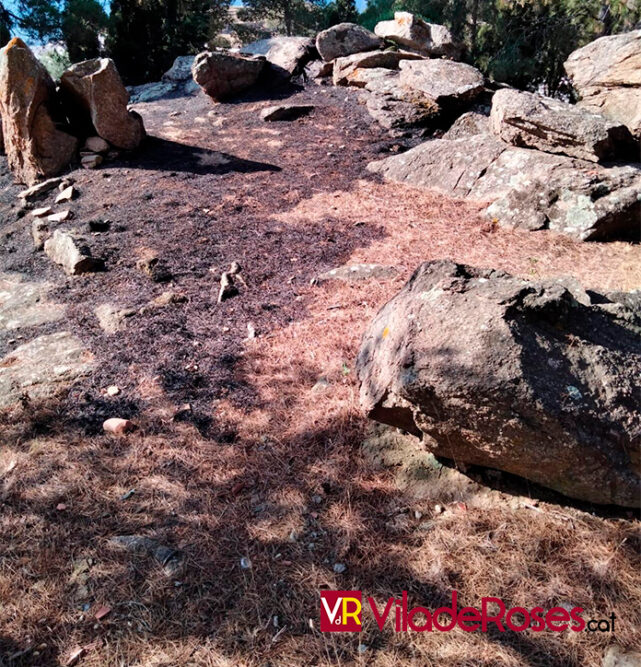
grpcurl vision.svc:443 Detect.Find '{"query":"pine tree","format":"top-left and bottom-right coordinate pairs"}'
top-left (0, 3), bottom-right (13, 45)
top-left (239, 0), bottom-right (324, 36)
top-left (107, 0), bottom-right (230, 84)
top-left (61, 0), bottom-right (108, 63)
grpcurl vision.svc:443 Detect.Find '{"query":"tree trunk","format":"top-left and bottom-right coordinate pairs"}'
top-left (470, 0), bottom-right (480, 60)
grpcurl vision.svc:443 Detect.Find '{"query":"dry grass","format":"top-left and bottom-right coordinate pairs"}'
top-left (0, 85), bottom-right (639, 667)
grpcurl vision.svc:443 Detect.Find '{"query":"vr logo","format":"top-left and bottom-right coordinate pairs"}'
top-left (320, 591), bottom-right (362, 632)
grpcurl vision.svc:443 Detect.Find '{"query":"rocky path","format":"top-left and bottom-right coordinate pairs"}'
top-left (0, 83), bottom-right (640, 666)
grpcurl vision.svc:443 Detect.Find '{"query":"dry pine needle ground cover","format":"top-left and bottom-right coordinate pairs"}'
top-left (0, 83), bottom-right (639, 666)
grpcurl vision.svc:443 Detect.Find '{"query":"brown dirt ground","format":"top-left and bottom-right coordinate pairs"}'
top-left (0, 81), bottom-right (639, 667)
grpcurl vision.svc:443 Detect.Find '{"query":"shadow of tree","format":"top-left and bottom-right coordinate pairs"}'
top-left (131, 136), bottom-right (282, 176)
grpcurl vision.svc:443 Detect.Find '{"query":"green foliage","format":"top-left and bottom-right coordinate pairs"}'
top-left (9, 0), bottom-right (106, 66)
top-left (61, 0), bottom-right (107, 62)
top-left (238, 0), bottom-right (325, 36)
top-left (359, 0), bottom-right (394, 31)
top-left (37, 45), bottom-right (71, 79)
top-left (17, 0), bottom-right (62, 42)
top-left (359, 0), bottom-right (641, 96)
top-left (324, 0), bottom-right (358, 25)
top-left (0, 2), bottom-right (13, 46)
top-left (106, 0), bottom-right (230, 84)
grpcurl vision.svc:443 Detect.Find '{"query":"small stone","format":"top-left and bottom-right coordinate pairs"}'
top-left (434, 504), bottom-right (443, 514)
top-left (246, 322), bottom-right (256, 339)
top-left (44, 230), bottom-right (104, 275)
top-left (136, 256), bottom-right (172, 282)
top-left (31, 206), bottom-right (53, 218)
top-left (358, 644), bottom-right (368, 654)
top-left (240, 556), bottom-right (252, 570)
top-left (106, 385), bottom-right (120, 396)
top-left (81, 154), bottom-right (103, 169)
top-left (103, 417), bottom-right (136, 435)
top-left (55, 185), bottom-right (77, 204)
top-left (47, 210), bottom-right (73, 223)
top-left (312, 494), bottom-right (323, 504)
top-left (333, 563), bottom-right (347, 574)
top-left (414, 509), bottom-right (423, 520)
top-left (229, 260), bottom-right (242, 275)
top-left (218, 272), bottom-right (238, 303)
top-left (94, 605), bottom-right (111, 620)
top-left (152, 291), bottom-right (187, 307)
top-left (312, 377), bottom-right (330, 393)
top-left (17, 177), bottom-right (63, 202)
top-left (602, 645), bottom-right (641, 667)
top-left (84, 136), bottom-right (110, 153)
top-left (95, 304), bottom-right (131, 333)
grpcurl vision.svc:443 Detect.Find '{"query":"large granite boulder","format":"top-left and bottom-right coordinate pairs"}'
top-left (443, 109), bottom-right (489, 139)
top-left (343, 67), bottom-right (440, 129)
top-left (374, 12), bottom-right (461, 58)
top-left (0, 38), bottom-right (77, 185)
top-left (60, 58), bottom-right (145, 150)
top-left (365, 91), bottom-right (440, 130)
top-left (367, 133), bottom-right (641, 241)
top-left (357, 259), bottom-right (641, 507)
top-left (315, 23), bottom-right (382, 62)
top-left (564, 30), bottom-right (641, 139)
top-left (162, 55), bottom-right (195, 82)
top-left (128, 81), bottom-right (178, 104)
top-left (242, 36), bottom-right (316, 78)
top-left (340, 65), bottom-right (440, 129)
top-left (192, 51), bottom-right (264, 101)
top-left (399, 59), bottom-right (484, 107)
top-left (333, 49), bottom-right (423, 86)
top-left (490, 88), bottom-right (636, 162)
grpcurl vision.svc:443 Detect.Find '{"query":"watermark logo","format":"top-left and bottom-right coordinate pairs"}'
top-left (320, 590), bottom-right (363, 632)
top-left (319, 590), bottom-right (616, 634)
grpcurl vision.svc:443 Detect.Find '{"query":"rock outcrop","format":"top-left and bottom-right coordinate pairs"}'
top-left (368, 133), bottom-right (641, 241)
top-left (332, 50), bottom-right (423, 86)
top-left (564, 30), bottom-right (641, 139)
top-left (192, 51), bottom-right (265, 101)
top-left (374, 12), bottom-right (461, 58)
top-left (316, 23), bottom-right (382, 62)
top-left (490, 88), bottom-right (636, 162)
top-left (0, 38), bottom-right (77, 185)
top-left (443, 109), bottom-right (489, 139)
top-left (357, 259), bottom-right (641, 507)
top-left (243, 36), bottom-right (316, 79)
top-left (0, 331), bottom-right (95, 408)
top-left (364, 91), bottom-right (440, 130)
top-left (399, 59), bottom-right (485, 107)
top-left (60, 58), bottom-right (145, 150)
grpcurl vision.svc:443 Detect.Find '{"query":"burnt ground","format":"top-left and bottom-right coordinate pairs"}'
top-left (0, 81), bottom-right (640, 666)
